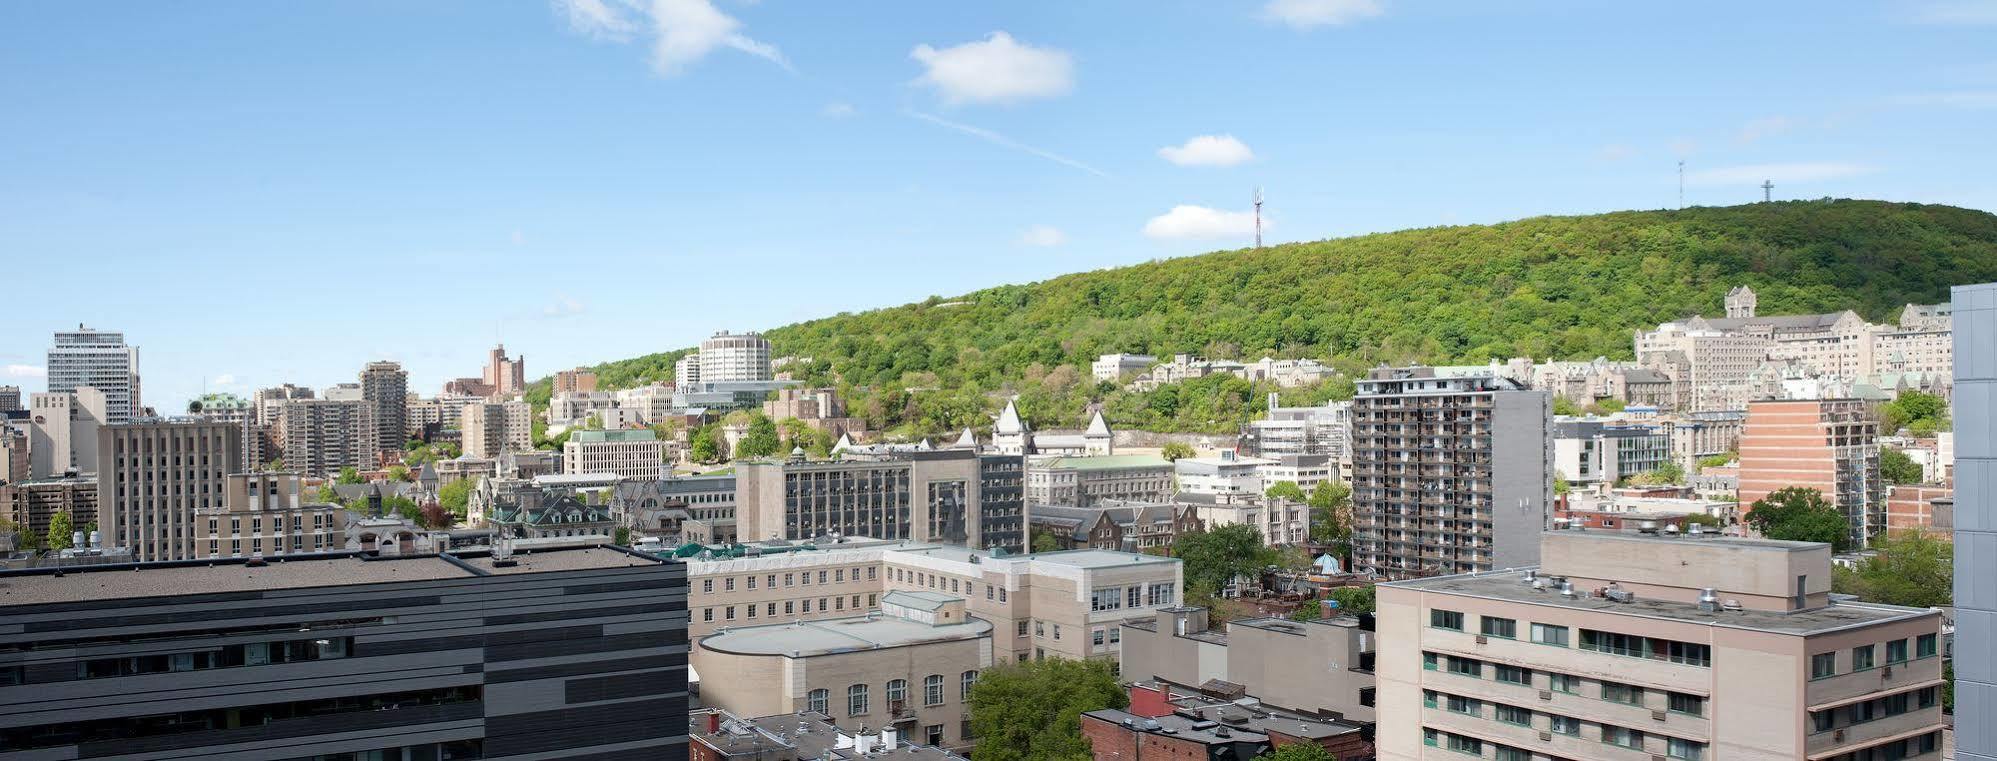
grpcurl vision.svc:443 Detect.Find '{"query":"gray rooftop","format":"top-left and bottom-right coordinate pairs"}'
top-left (882, 589), bottom-right (959, 611)
top-left (705, 712), bottom-right (965, 761)
top-left (698, 612), bottom-right (991, 657)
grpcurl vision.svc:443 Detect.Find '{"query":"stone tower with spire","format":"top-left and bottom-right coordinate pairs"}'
top-left (1725, 285), bottom-right (1758, 319)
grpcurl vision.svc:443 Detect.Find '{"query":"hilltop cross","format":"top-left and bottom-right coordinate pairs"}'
top-left (1762, 180), bottom-right (1774, 203)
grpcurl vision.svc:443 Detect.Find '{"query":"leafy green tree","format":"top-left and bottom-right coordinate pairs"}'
top-left (386, 464), bottom-right (413, 483)
top-left (1264, 480), bottom-right (1306, 502)
top-left (1306, 481), bottom-right (1351, 548)
top-left (584, 414), bottom-right (605, 431)
top-left (46, 510), bottom-right (74, 551)
top-left (1696, 451), bottom-right (1736, 470)
top-left (689, 424), bottom-right (723, 464)
top-left (966, 658), bottom-right (1127, 761)
top-left (335, 467), bottom-right (362, 485)
top-left (1681, 513), bottom-right (1721, 528)
top-left (315, 484), bottom-right (339, 503)
top-left (1832, 530), bottom-right (1952, 608)
top-left (1880, 447), bottom-right (1924, 484)
top-left (614, 527), bottom-right (632, 546)
top-left (735, 414), bottom-right (783, 459)
top-left (1553, 470), bottom-right (1571, 495)
top-left (1263, 740), bottom-right (1338, 761)
top-left (1552, 396), bottom-right (1582, 416)
top-left (1173, 524), bottom-right (1278, 592)
top-left (1327, 585), bottom-right (1376, 616)
top-left (1744, 487), bottom-right (1853, 552)
top-left (1031, 529), bottom-right (1061, 554)
top-left (1881, 390), bottom-right (1949, 435)
top-left (438, 478), bottom-right (473, 520)
top-left (1160, 442), bottom-right (1196, 461)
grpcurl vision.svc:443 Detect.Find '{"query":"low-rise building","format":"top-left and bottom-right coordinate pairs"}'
top-left (1083, 690), bottom-right (1372, 761)
top-left (1119, 605), bottom-right (1377, 723)
top-left (1, 473), bottom-right (98, 546)
top-left (565, 428), bottom-right (666, 478)
top-left (1177, 492), bottom-right (1309, 546)
top-left (1376, 529), bottom-right (1946, 761)
top-left (197, 471), bottom-right (342, 558)
top-left (1886, 483), bottom-right (1953, 536)
top-left (1174, 453), bottom-right (1276, 496)
top-left (691, 709), bottom-right (966, 761)
top-left (1552, 419), bottom-right (1673, 490)
top-left (1024, 455), bottom-right (1174, 507)
top-left (1028, 500), bottom-right (1202, 552)
top-left (1092, 353), bottom-right (1157, 382)
top-left (1739, 398), bottom-right (1884, 548)
top-left (736, 448), bottom-right (1025, 552)
top-left (553, 367), bottom-right (599, 395)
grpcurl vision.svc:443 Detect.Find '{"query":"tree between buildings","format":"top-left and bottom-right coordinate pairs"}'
top-left (46, 511), bottom-right (74, 551)
top-left (1832, 529), bottom-right (1952, 609)
top-left (1172, 524), bottom-right (1278, 594)
top-left (1743, 487), bottom-right (1852, 552)
top-left (965, 658), bottom-right (1126, 761)
top-left (1160, 442), bottom-right (1196, 461)
top-left (1880, 447), bottom-right (1924, 484)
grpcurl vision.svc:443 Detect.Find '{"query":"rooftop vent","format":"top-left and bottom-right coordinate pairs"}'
top-left (1697, 587), bottom-right (1720, 613)
top-left (1722, 599), bottom-right (1743, 612)
top-left (1522, 569), bottom-right (1538, 584)
top-left (1558, 580), bottom-right (1575, 598)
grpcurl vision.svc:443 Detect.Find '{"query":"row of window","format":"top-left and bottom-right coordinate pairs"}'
top-left (701, 594), bottom-right (878, 622)
top-left (1809, 685), bottom-right (1940, 733)
top-left (1088, 584), bottom-right (1176, 611)
top-left (0, 685), bottom-right (481, 751)
top-left (809, 671), bottom-right (979, 717)
top-left (74, 637), bottom-right (352, 680)
top-left (1430, 609), bottom-right (1710, 667)
top-left (1422, 652), bottom-right (1703, 714)
top-left (1810, 634), bottom-right (1940, 679)
top-left (1821, 731), bottom-right (1941, 761)
top-left (701, 566), bottom-right (879, 593)
top-left (1422, 688), bottom-right (1707, 759)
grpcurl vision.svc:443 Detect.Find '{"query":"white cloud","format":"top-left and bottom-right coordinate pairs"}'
top-left (1260, 0), bottom-right (1384, 29)
top-left (822, 101), bottom-right (856, 119)
top-left (552, 0), bottom-right (789, 77)
top-left (1158, 135), bottom-right (1255, 167)
top-left (907, 111), bottom-right (1109, 177)
top-left (1668, 137), bottom-right (1698, 158)
top-left (511, 230), bottom-right (527, 245)
top-left (1907, 0), bottom-right (1997, 25)
top-left (1685, 162), bottom-right (1875, 187)
top-left (1737, 116), bottom-right (1795, 144)
top-left (211, 373), bottom-right (237, 387)
top-left (4, 364), bottom-right (46, 379)
top-left (542, 296), bottom-right (588, 318)
top-left (910, 32), bottom-right (1073, 105)
top-left (1596, 143), bottom-right (1635, 162)
top-left (1143, 205), bottom-right (1260, 240)
top-left (1893, 91), bottom-right (1997, 109)
top-left (1019, 225), bottom-right (1067, 247)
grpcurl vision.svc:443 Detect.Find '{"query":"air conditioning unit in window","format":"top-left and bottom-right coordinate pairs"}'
top-left (1538, 732), bottom-right (1552, 742)
top-left (1539, 690), bottom-right (1552, 701)
top-left (1882, 665), bottom-right (1893, 678)
top-left (1834, 729), bottom-right (1846, 742)
top-left (1474, 635), bottom-right (1488, 644)
top-left (1652, 710), bottom-right (1667, 722)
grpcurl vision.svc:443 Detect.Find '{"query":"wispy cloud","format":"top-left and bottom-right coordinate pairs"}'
top-left (551, 0), bottom-right (790, 77)
top-left (1019, 225), bottom-right (1067, 247)
top-left (211, 373), bottom-right (237, 386)
top-left (907, 111), bottom-right (1109, 178)
top-left (821, 102), bottom-right (857, 119)
top-left (511, 230), bottom-right (527, 246)
top-left (5, 364), bottom-right (47, 379)
top-left (1685, 162), bottom-right (1875, 187)
top-left (1736, 116), bottom-right (1796, 144)
top-left (1261, 0), bottom-right (1384, 29)
top-left (1904, 0), bottom-right (1997, 25)
top-left (542, 295), bottom-right (588, 318)
top-left (1595, 143), bottom-right (1636, 162)
top-left (1158, 135), bottom-right (1255, 167)
top-left (1143, 205), bottom-right (1260, 240)
top-left (1892, 90), bottom-right (1997, 109)
top-left (911, 32), bottom-right (1073, 105)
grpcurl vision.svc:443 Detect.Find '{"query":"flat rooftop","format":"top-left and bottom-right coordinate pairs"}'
top-left (0, 547), bottom-right (663, 607)
top-left (699, 613), bottom-right (991, 657)
top-left (728, 712), bottom-right (965, 761)
top-left (1027, 548), bottom-right (1179, 569)
top-left (1388, 567), bottom-right (1935, 636)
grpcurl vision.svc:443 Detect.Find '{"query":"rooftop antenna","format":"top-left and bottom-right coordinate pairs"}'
top-left (1761, 179), bottom-right (1773, 203)
top-left (1253, 187), bottom-right (1264, 248)
top-left (1677, 161), bottom-right (1685, 210)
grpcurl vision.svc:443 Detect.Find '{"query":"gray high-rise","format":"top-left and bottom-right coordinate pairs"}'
top-left (1954, 282), bottom-right (1996, 761)
top-left (360, 360), bottom-right (408, 456)
top-left (46, 326), bottom-right (139, 425)
top-left (1350, 366), bottom-right (1553, 578)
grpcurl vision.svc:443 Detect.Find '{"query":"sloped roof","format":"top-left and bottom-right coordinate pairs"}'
top-left (995, 399), bottom-right (1028, 434)
top-left (1084, 411), bottom-right (1111, 436)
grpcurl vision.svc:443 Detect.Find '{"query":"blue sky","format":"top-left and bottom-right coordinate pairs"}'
top-left (3, 1), bottom-right (1994, 408)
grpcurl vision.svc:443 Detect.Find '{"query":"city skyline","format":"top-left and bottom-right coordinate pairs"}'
top-left (4, 1), bottom-right (1995, 407)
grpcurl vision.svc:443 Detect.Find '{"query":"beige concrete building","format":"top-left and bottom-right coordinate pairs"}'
top-left (1179, 491), bottom-right (1310, 547)
top-left (1119, 606), bottom-right (1377, 723)
top-left (1738, 399), bottom-right (1883, 548)
top-left (694, 590), bottom-right (991, 750)
top-left (1024, 455), bottom-right (1173, 507)
top-left (461, 400), bottom-right (531, 459)
top-left (99, 418), bottom-right (242, 562)
top-left (1376, 530), bottom-right (1945, 761)
top-left (735, 449), bottom-right (1025, 552)
top-left (275, 398), bottom-right (374, 477)
top-left (2, 473), bottom-right (99, 546)
top-left (198, 471), bottom-right (341, 558)
top-left (359, 360), bottom-right (408, 455)
top-left (681, 543), bottom-right (1182, 667)
top-left (563, 428), bottom-right (665, 478)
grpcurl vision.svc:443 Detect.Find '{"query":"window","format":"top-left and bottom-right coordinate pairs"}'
top-left (1495, 746), bottom-right (1529, 761)
top-left (1423, 653), bottom-right (1439, 671)
top-left (1667, 738), bottom-right (1705, 760)
top-left (1431, 609), bottom-right (1465, 630)
top-left (1423, 690), bottom-right (1439, 708)
top-left (1852, 644), bottom-right (1875, 671)
top-left (1601, 726), bottom-right (1643, 749)
top-left (1109, 627), bottom-right (1121, 644)
top-left (725, 606), bottom-right (736, 621)
top-left (1446, 656), bottom-right (1481, 677)
top-left (1917, 633), bottom-right (1938, 658)
top-left (1092, 629), bottom-right (1105, 646)
top-left (702, 579), bottom-right (714, 593)
top-left (1495, 665), bottom-right (1531, 685)
top-left (1091, 588), bottom-right (1123, 612)
top-left (1447, 735), bottom-right (1482, 755)
top-left (1886, 638), bottom-right (1909, 664)
top-left (1127, 586), bottom-right (1141, 608)
top-left (1549, 715), bottom-right (1581, 735)
top-left (1424, 729), bottom-right (1439, 747)
top-left (999, 588), bottom-right (1007, 602)
top-left (747, 575), bottom-right (757, 590)
top-left (1668, 692), bottom-right (1704, 717)
top-left (1052, 624), bottom-right (1061, 640)
top-left (961, 671), bottom-right (977, 700)
top-left (1035, 621), bottom-right (1044, 637)
top-left (807, 689), bottom-right (829, 715)
top-left (924, 674), bottom-right (944, 705)
top-left (1602, 681), bottom-right (1644, 706)
top-left (703, 608), bottom-right (714, 622)
top-left (1530, 623), bottom-right (1568, 646)
top-left (1546, 673), bottom-right (1579, 693)
top-left (785, 573), bottom-right (795, 586)
top-left (1495, 704), bottom-right (1531, 725)
top-left (724, 577), bottom-right (735, 591)
top-left (1446, 695), bottom-right (1480, 716)
top-left (1480, 616), bottom-right (1516, 639)
top-left (887, 679), bottom-right (908, 705)
top-left (848, 684), bottom-right (869, 716)
top-left (1811, 652), bottom-right (1837, 679)
top-left (1017, 620), bottom-right (1030, 637)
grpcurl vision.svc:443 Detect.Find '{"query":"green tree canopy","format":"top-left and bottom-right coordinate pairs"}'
top-left (386, 464), bottom-right (412, 483)
top-left (966, 658), bottom-right (1127, 761)
top-left (438, 478), bottom-right (473, 520)
top-left (736, 414), bottom-right (783, 459)
top-left (689, 424), bottom-right (723, 464)
top-left (335, 467), bottom-right (362, 485)
top-left (1745, 487), bottom-right (1853, 552)
top-left (1173, 524), bottom-right (1278, 592)
top-left (1880, 447), bottom-right (1925, 484)
top-left (1263, 740), bottom-right (1338, 761)
top-left (1160, 442), bottom-right (1196, 461)
top-left (46, 510), bottom-right (74, 551)
top-left (1306, 480), bottom-right (1352, 549)
top-left (1832, 530), bottom-right (1952, 608)
top-left (1030, 528), bottom-right (1061, 554)
top-left (1881, 390), bottom-right (1949, 435)
top-left (1264, 480), bottom-right (1306, 502)
top-left (1327, 585), bottom-right (1376, 616)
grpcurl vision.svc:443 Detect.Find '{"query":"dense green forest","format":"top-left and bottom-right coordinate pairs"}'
top-left (530, 200), bottom-right (1997, 437)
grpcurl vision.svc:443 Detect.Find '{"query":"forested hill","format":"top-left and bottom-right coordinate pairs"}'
top-left (546, 200), bottom-right (1997, 435)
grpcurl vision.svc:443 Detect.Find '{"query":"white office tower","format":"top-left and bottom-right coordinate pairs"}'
top-left (698, 331), bottom-right (772, 383)
top-left (46, 326), bottom-right (139, 425)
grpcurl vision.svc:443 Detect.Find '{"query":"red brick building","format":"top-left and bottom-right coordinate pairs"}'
top-left (1886, 483), bottom-right (1954, 536)
top-left (1738, 399), bottom-right (1883, 547)
top-left (1082, 689), bottom-right (1371, 761)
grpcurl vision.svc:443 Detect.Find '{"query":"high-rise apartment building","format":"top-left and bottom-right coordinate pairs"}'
top-left (1951, 282), bottom-right (1996, 761)
top-left (1376, 530), bottom-right (1946, 760)
top-left (1738, 398), bottom-right (1883, 549)
top-left (485, 343), bottom-right (525, 398)
top-left (275, 399), bottom-right (374, 477)
top-left (360, 360), bottom-right (408, 456)
top-left (46, 326), bottom-right (140, 425)
top-left (252, 383), bottom-right (314, 425)
top-left (735, 449), bottom-right (1026, 551)
top-left (564, 429), bottom-right (666, 478)
top-left (461, 400), bottom-right (532, 459)
top-left (1351, 367), bottom-right (1553, 578)
top-left (699, 331), bottom-right (772, 383)
top-left (674, 353), bottom-right (702, 392)
top-left (98, 418), bottom-right (241, 562)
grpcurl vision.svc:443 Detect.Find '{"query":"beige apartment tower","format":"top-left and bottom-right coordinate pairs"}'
top-left (1376, 530), bottom-right (1945, 760)
top-left (99, 418), bottom-right (242, 562)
